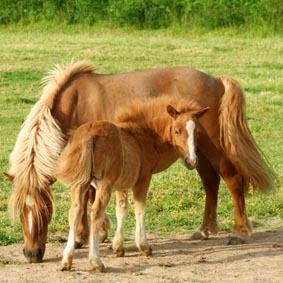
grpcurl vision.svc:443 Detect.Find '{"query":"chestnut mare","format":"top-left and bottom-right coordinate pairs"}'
top-left (7, 61), bottom-right (273, 263)
top-left (56, 97), bottom-right (209, 271)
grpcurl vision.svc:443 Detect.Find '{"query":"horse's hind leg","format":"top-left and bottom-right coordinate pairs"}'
top-left (190, 153), bottom-right (220, 240)
top-left (132, 176), bottom-right (152, 257)
top-left (112, 190), bottom-right (128, 257)
top-left (61, 185), bottom-right (87, 271)
top-left (221, 159), bottom-right (252, 243)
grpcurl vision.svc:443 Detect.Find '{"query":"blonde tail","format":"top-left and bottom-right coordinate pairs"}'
top-left (219, 77), bottom-right (274, 190)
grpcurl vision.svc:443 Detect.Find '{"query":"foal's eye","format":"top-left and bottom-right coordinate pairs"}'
top-left (174, 129), bottom-right (180, 135)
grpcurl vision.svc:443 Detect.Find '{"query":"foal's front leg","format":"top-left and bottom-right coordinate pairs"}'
top-left (112, 190), bottom-right (128, 257)
top-left (133, 177), bottom-right (152, 256)
top-left (61, 185), bottom-right (87, 271)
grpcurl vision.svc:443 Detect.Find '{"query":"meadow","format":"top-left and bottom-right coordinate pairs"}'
top-left (0, 24), bottom-right (282, 245)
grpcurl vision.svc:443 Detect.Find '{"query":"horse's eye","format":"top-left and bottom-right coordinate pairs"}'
top-left (175, 129), bottom-right (180, 135)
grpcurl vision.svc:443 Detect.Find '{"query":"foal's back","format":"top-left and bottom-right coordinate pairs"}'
top-left (57, 120), bottom-right (142, 190)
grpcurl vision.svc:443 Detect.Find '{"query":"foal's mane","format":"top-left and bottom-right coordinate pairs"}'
top-left (8, 61), bottom-right (96, 225)
top-left (115, 96), bottom-right (201, 127)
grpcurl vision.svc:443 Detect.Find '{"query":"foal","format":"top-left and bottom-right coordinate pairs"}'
top-left (56, 96), bottom-right (209, 271)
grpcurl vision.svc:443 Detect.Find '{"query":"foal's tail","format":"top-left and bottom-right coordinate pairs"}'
top-left (56, 126), bottom-right (94, 187)
top-left (219, 77), bottom-right (274, 191)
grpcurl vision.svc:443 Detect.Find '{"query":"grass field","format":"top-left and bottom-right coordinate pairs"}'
top-left (0, 24), bottom-right (282, 245)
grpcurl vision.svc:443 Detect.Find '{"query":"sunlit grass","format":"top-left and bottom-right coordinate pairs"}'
top-left (0, 25), bottom-right (282, 244)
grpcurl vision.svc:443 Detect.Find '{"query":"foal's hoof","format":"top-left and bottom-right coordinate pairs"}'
top-left (60, 263), bottom-right (72, 271)
top-left (227, 235), bottom-right (246, 245)
top-left (189, 230), bottom-right (209, 241)
top-left (114, 247), bottom-right (125, 257)
top-left (89, 260), bottom-right (105, 273)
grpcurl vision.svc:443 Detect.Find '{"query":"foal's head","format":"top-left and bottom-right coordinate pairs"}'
top-left (167, 105), bottom-right (209, 169)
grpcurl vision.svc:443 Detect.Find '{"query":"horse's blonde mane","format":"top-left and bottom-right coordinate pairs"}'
top-left (8, 61), bottom-right (96, 225)
top-left (115, 95), bottom-right (201, 127)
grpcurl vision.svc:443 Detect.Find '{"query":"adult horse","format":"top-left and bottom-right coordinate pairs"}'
top-left (7, 61), bottom-right (273, 263)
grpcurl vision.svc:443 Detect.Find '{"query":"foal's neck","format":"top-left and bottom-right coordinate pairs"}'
top-left (119, 115), bottom-right (172, 145)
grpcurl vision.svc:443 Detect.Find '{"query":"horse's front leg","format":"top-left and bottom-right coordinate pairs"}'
top-left (61, 185), bottom-right (87, 271)
top-left (89, 184), bottom-right (111, 272)
top-left (190, 153), bottom-right (220, 240)
top-left (112, 190), bottom-right (128, 257)
top-left (132, 176), bottom-right (152, 257)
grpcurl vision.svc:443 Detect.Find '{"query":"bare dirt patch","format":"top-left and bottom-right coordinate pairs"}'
top-left (1, 230), bottom-right (283, 283)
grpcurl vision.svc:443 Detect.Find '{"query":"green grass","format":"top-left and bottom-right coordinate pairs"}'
top-left (0, 24), bottom-right (282, 245)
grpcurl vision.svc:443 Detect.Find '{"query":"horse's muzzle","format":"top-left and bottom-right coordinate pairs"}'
top-left (184, 156), bottom-right (198, 170)
top-left (23, 246), bottom-right (45, 263)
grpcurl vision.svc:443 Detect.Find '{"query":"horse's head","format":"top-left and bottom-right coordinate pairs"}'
top-left (5, 173), bottom-right (56, 263)
top-left (167, 105), bottom-right (209, 170)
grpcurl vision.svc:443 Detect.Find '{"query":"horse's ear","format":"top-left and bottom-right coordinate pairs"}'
top-left (167, 105), bottom-right (180, 119)
top-left (48, 176), bottom-right (57, 186)
top-left (192, 107), bottom-right (210, 119)
top-left (4, 173), bottom-right (14, 183)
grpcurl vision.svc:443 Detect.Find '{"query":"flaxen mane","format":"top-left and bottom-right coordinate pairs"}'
top-left (8, 61), bottom-right (95, 225)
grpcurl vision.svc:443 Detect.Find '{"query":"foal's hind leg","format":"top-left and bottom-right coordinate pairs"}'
top-left (76, 186), bottom-right (110, 248)
top-left (89, 184), bottom-right (112, 272)
top-left (61, 185), bottom-right (87, 271)
top-left (132, 177), bottom-right (152, 256)
top-left (112, 190), bottom-right (128, 257)
top-left (190, 153), bottom-right (220, 240)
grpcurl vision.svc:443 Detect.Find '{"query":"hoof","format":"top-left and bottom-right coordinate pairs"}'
top-left (140, 245), bottom-right (152, 257)
top-left (189, 230), bottom-right (209, 241)
top-left (114, 247), bottom-right (125, 257)
top-left (89, 260), bottom-right (105, 273)
top-left (227, 235), bottom-right (246, 245)
top-left (60, 263), bottom-right (72, 271)
top-left (99, 231), bottom-right (108, 243)
top-left (74, 241), bottom-right (84, 249)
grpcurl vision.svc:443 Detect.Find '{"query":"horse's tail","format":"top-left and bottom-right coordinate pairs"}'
top-left (55, 127), bottom-right (94, 187)
top-left (219, 76), bottom-right (274, 191)
top-left (8, 61), bottom-right (95, 223)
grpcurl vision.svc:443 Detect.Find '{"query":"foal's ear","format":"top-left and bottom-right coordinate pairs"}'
top-left (192, 107), bottom-right (210, 119)
top-left (167, 105), bottom-right (180, 119)
top-left (4, 173), bottom-right (14, 183)
top-left (48, 176), bottom-right (57, 186)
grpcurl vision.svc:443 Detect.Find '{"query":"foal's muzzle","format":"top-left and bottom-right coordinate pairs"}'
top-left (23, 246), bottom-right (45, 263)
top-left (184, 156), bottom-right (198, 170)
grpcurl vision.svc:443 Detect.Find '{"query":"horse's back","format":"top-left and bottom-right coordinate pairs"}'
top-left (52, 66), bottom-right (224, 140)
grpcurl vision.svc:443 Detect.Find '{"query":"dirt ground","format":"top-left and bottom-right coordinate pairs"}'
top-left (0, 229), bottom-right (283, 283)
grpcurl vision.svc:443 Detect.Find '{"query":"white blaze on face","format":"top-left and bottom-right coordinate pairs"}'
top-left (185, 120), bottom-right (197, 164)
top-left (28, 211), bottom-right (33, 234)
top-left (26, 195), bottom-right (35, 234)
